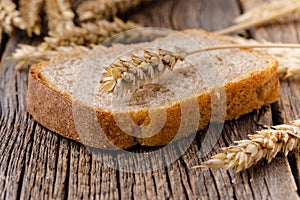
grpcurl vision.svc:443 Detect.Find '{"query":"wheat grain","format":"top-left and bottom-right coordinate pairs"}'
top-left (0, 0), bottom-right (26, 35)
top-left (194, 120), bottom-right (300, 172)
top-left (19, 0), bottom-right (44, 37)
top-left (45, 17), bottom-right (141, 47)
top-left (45, 0), bottom-right (75, 34)
top-left (221, 35), bottom-right (300, 79)
top-left (100, 47), bottom-right (186, 96)
top-left (216, 0), bottom-right (300, 35)
top-left (76, 0), bottom-right (143, 22)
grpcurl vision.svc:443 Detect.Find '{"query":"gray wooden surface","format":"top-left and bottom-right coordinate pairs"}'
top-left (0, 0), bottom-right (300, 199)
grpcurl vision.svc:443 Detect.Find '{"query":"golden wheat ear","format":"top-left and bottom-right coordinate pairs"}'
top-left (45, 0), bottom-right (75, 34)
top-left (215, 0), bottom-right (300, 35)
top-left (99, 48), bottom-right (186, 97)
top-left (193, 120), bottom-right (300, 173)
top-left (99, 43), bottom-right (300, 96)
top-left (19, 0), bottom-right (43, 37)
top-left (76, 0), bottom-right (144, 22)
top-left (0, 0), bottom-right (26, 35)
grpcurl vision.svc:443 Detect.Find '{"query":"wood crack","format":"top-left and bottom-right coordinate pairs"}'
top-left (20, 119), bottom-right (36, 198)
top-left (14, 75), bottom-right (20, 114)
top-left (178, 162), bottom-right (189, 199)
top-left (164, 167), bottom-right (173, 199)
top-left (130, 174), bottom-right (135, 200)
top-left (15, 154), bottom-right (26, 200)
top-left (270, 102), bottom-right (284, 125)
top-left (263, 178), bottom-right (272, 199)
top-left (52, 137), bottom-right (60, 197)
top-left (1, 120), bottom-right (19, 170)
top-left (288, 153), bottom-right (300, 196)
top-left (201, 173), bottom-right (210, 200)
top-left (225, 171), bottom-right (237, 200)
top-left (150, 171), bottom-right (158, 197)
top-left (0, 34), bottom-right (9, 62)
top-left (179, 158), bottom-right (193, 195)
top-left (63, 141), bottom-right (71, 200)
top-left (208, 169), bottom-right (221, 200)
top-left (245, 170), bottom-right (256, 200)
top-left (116, 170), bottom-right (122, 199)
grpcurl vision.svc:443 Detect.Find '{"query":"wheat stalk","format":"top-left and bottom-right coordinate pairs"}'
top-left (76, 0), bottom-right (143, 22)
top-left (0, 0), bottom-right (26, 35)
top-left (100, 43), bottom-right (300, 96)
top-left (194, 120), bottom-right (300, 172)
top-left (221, 35), bottom-right (300, 79)
top-left (19, 0), bottom-right (44, 37)
top-left (216, 0), bottom-right (300, 35)
top-left (12, 43), bottom-right (106, 70)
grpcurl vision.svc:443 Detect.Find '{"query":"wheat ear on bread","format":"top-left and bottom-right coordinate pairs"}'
top-left (27, 29), bottom-right (279, 150)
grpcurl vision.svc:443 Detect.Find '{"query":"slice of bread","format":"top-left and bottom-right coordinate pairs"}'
top-left (27, 29), bottom-right (279, 149)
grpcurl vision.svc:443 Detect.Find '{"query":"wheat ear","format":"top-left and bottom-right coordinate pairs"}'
top-left (76, 0), bottom-right (143, 22)
top-left (45, 0), bottom-right (75, 34)
top-left (194, 120), bottom-right (300, 172)
top-left (100, 43), bottom-right (300, 96)
top-left (12, 17), bottom-right (138, 69)
top-left (216, 0), bottom-right (300, 35)
top-left (44, 18), bottom-right (140, 47)
top-left (19, 0), bottom-right (44, 36)
top-left (0, 0), bottom-right (26, 35)
top-left (100, 48), bottom-right (187, 96)
top-left (11, 43), bottom-right (107, 70)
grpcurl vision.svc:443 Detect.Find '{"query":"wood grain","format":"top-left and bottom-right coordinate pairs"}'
top-left (0, 0), bottom-right (299, 199)
top-left (238, 0), bottom-right (300, 199)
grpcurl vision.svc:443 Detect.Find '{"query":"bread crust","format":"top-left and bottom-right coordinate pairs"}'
top-left (27, 30), bottom-right (280, 150)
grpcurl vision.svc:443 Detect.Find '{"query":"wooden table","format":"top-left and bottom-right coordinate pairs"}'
top-left (1, 0), bottom-right (300, 199)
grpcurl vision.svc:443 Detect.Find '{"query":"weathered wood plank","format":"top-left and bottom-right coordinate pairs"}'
top-left (177, 107), bottom-right (292, 200)
top-left (0, 0), bottom-right (298, 199)
top-left (130, 0), bottom-right (240, 31)
top-left (238, 0), bottom-right (300, 199)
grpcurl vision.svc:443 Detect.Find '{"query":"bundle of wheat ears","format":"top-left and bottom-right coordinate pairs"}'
top-left (0, 0), bottom-right (142, 68)
top-left (2, 0), bottom-right (300, 172)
